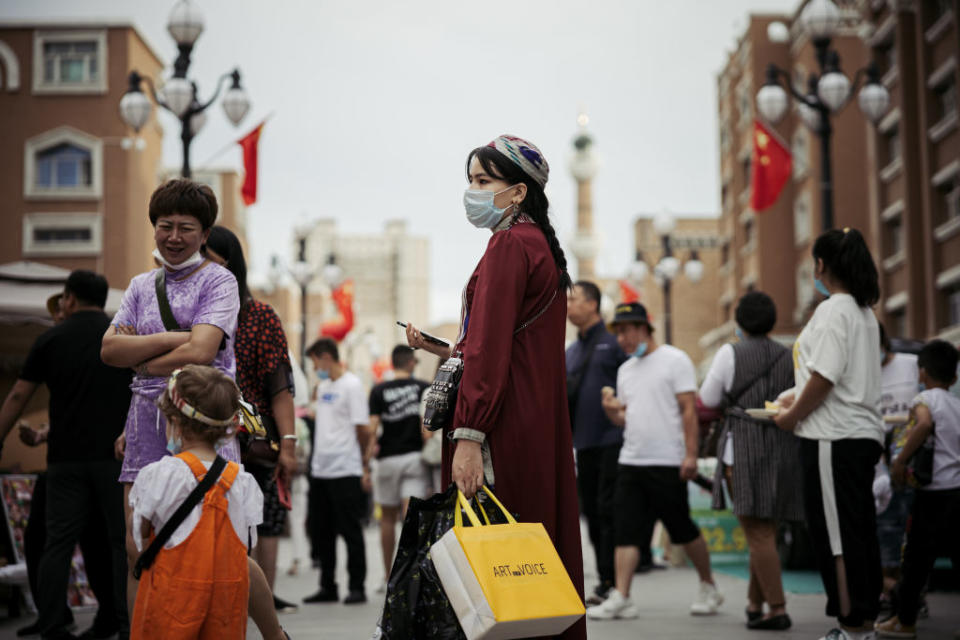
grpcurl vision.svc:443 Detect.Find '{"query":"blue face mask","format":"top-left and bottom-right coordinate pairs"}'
top-left (166, 434), bottom-right (183, 455)
top-left (814, 278), bottom-right (830, 297)
top-left (735, 327), bottom-right (745, 341)
top-left (463, 187), bottom-right (515, 229)
top-left (631, 342), bottom-right (648, 359)
top-left (317, 369), bottom-right (330, 380)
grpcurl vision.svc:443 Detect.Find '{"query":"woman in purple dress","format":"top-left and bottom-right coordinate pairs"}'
top-left (101, 179), bottom-right (288, 640)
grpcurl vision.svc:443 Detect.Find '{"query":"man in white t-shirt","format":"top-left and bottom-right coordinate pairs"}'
top-left (302, 338), bottom-right (372, 606)
top-left (587, 302), bottom-right (722, 621)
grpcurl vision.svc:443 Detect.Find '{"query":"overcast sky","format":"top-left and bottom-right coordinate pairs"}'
top-left (9, 0), bottom-right (799, 323)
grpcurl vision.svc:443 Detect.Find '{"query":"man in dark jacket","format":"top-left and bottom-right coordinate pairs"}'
top-left (0, 270), bottom-right (132, 640)
top-left (566, 281), bottom-right (630, 605)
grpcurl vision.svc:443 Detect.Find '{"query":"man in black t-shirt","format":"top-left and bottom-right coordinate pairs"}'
top-left (367, 345), bottom-right (430, 584)
top-left (0, 270), bottom-right (132, 640)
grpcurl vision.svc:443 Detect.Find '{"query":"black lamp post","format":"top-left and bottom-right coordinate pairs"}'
top-left (118, 0), bottom-right (251, 178)
top-left (755, 0), bottom-right (890, 232)
top-left (627, 211), bottom-right (705, 345)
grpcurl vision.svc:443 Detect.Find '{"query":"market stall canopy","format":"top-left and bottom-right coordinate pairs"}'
top-left (0, 261), bottom-right (124, 325)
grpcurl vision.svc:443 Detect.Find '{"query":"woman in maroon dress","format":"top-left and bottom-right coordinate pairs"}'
top-left (407, 135), bottom-right (585, 640)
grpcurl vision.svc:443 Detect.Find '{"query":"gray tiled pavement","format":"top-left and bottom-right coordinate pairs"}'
top-left (3, 520), bottom-right (958, 639)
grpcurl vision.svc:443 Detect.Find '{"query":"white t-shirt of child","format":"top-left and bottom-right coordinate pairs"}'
top-left (129, 456), bottom-right (263, 552)
top-left (311, 371), bottom-right (368, 479)
top-left (881, 353), bottom-right (919, 432)
top-left (793, 293), bottom-right (883, 444)
top-left (912, 388), bottom-right (960, 491)
top-left (617, 344), bottom-right (698, 467)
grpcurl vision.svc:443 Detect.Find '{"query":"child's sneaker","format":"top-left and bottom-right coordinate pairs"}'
top-left (689, 581), bottom-right (724, 615)
top-left (585, 589), bottom-right (638, 620)
top-left (876, 616), bottom-right (917, 638)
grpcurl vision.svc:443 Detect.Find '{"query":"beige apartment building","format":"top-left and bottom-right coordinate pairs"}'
top-left (632, 217), bottom-right (723, 369)
top-left (0, 21), bottom-right (166, 290)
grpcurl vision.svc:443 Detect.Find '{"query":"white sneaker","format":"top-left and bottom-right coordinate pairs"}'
top-left (689, 581), bottom-right (724, 615)
top-left (820, 629), bottom-right (878, 640)
top-left (586, 588), bottom-right (638, 620)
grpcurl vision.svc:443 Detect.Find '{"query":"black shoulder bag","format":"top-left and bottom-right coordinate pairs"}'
top-left (133, 455), bottom-right (227, 579)
top-left (423, 288), bottom-right (559, 431)
top-left (154, 269), bottom-right (186, 332)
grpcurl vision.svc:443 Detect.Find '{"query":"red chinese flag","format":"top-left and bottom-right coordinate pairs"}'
top-left (238, 122), bottom-right (265, 206)
top-left (749, 120), bottom-right (792, 212)
top-left (619, 280), bottom-right (640, 304)
top-left (319, 280), bottom-right (356, 342)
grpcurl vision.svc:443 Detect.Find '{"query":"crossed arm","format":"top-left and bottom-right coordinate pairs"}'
top-left (101, 324), bottom-right (226, 377)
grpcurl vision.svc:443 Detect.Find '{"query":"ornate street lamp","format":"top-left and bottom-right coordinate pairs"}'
top-left (118, 0), bottom-right (251, 177)
top-left (628, 210), bottom-right (704, 345)
top-left (755, 0), bottom-right (889, 231)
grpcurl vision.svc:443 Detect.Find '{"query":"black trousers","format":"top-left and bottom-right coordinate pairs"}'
top-left (25, 474), bottom-right (118, 631)
top-left (896, 487), bottom-right (960, 625)
top-left (576, 444), bottom-right (621, 585)
top-left (309, 476), bottom-right (367, 593)
top-left (37, 460), bottom-right (127, 638)
top-left (800, 438), bottom-right (882, 628)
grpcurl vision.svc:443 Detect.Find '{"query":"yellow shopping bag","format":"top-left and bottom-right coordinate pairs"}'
top-left (429, 487), bottom-right (585, 640)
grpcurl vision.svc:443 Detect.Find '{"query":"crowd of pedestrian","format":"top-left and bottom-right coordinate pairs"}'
top-left (0, 135), bottom-right (957, 640)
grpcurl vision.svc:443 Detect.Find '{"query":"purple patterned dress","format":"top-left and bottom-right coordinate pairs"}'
top-left (112, 262), bottom-right (241, 483)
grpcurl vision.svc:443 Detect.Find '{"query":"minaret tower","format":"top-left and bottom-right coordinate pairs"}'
top-left (568, 112), bottom-right (599, 281)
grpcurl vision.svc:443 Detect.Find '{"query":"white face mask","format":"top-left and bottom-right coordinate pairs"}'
top-left (463, 186), bottom-right (517, 229)
top-left (153, 248), bottom-right (204, 271)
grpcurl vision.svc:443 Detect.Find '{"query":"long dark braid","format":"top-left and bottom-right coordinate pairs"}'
top-left (468, 146), bottom-right (572, 289)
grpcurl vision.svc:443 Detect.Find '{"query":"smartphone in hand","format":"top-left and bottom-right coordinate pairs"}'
top-left (396, 322), bottom-right (450, 347)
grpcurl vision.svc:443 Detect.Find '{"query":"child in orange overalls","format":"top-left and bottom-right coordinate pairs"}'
top-left (129, 365), bottom-right (263, 639)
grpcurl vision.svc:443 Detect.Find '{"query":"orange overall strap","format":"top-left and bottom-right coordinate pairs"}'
top-left (216, 461), bottom-right (239, 492)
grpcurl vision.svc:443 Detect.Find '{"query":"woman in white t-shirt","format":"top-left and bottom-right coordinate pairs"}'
top-left (774, 228), bottom-right (883, 640)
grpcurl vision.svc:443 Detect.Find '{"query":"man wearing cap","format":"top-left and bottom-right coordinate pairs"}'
top-left (0, 270), bottom-right (132, 640)
top-left (587, 302), bottom-right (723, 621)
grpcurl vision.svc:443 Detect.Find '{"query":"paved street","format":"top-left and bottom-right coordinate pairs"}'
top-left (3, 520), bottom-right (958, 639)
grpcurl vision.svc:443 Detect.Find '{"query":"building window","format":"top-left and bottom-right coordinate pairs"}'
top-left (792, 128), bottom-right (809, 179)
top-left (743, 156), bottom-right (752, 188)
top-left (948, 286), bottom-right (960, 327)
top-left (794, 191), bottom-right (812, 245)
top-left (723, 302), bottom-right (732, 321)
top-left (885, 126), bottom-right (901, 166)
top-left (876, 41), bottom-right (897, 77)
top-left (35, 143), bottom-right (92, 189)
top-left (721, 242), bottom-right (730, 266)
top-left (938, 176), bottom-right (960, 223)
top-left (22, 212), bottom-right (103, 257)
top-left (720, 125), bottom-right (731, 153)
top-left (23, 126), bottom-right (103, 199)
top-left (744, 218), bottom-right (756, 247)
top-left (886, 215), bottom-right (904, 257)
top-left (32, 30), bottom-right (107, 94)
top-left (932, 0), bottom-right (952, 22)
top-left (736, 79), bottom-right (753, 128)
top-left (933, 76), bottom-right (957, 123)
top-left (889, 309), bottom-right (908, 338)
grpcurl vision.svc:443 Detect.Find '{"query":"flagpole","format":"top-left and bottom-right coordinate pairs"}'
top-left (193, 112), bottom-right (274, 173)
